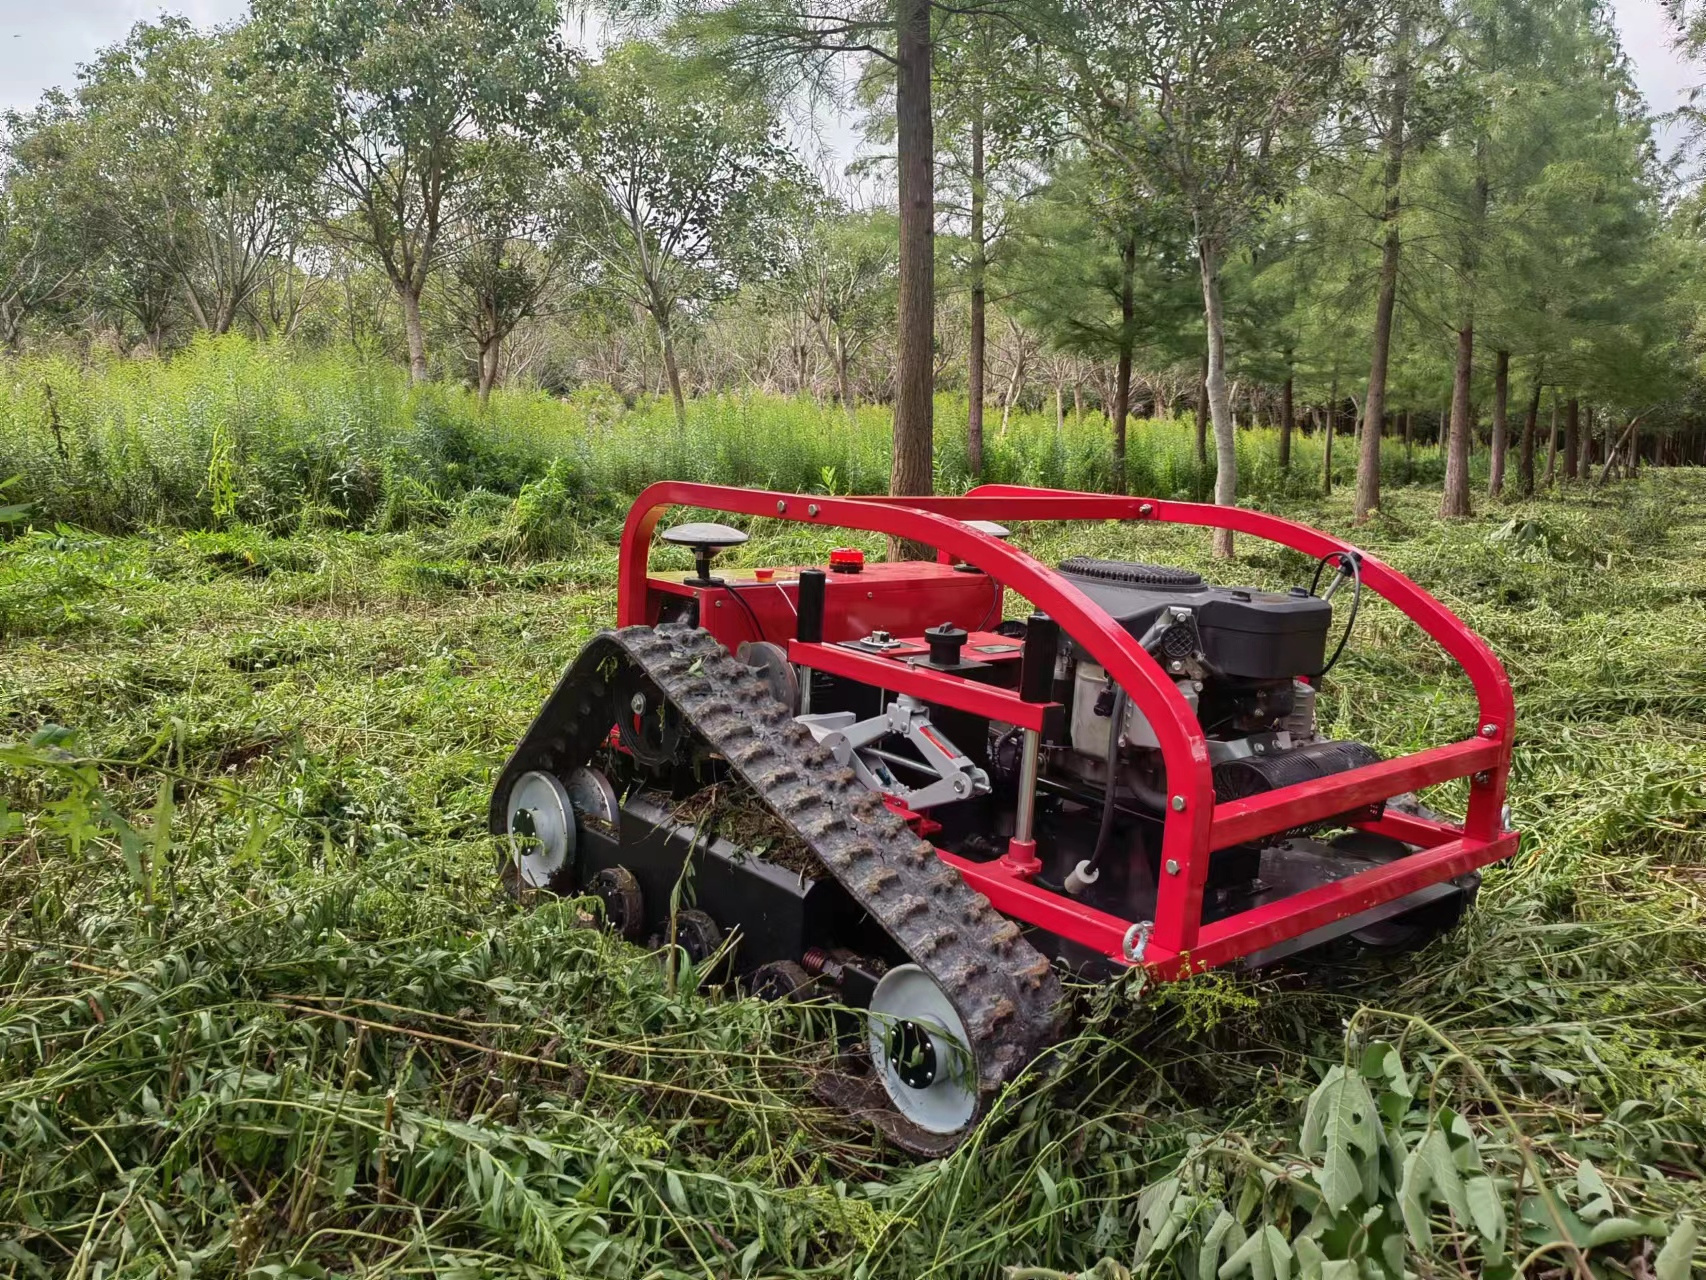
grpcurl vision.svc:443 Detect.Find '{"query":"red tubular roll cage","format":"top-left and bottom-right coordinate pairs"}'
top-left (618, 482), bottom-right (1518, 980)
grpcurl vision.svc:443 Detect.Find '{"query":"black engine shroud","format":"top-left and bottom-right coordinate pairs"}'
top-left (1057, 556), bottom-right (1333, 680)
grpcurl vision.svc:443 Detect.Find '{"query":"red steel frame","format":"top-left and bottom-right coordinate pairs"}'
top-left (619, 481), bottom-right (1518, 980)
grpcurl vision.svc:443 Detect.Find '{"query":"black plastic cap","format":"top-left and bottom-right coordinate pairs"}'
top-left (924, 622), bottom-right (968, 666)
top-left (1020, 613), bottom-right (1059, 703)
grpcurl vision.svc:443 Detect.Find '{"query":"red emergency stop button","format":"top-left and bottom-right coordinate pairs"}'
top-left (829, 548), bottom-right (865, 573)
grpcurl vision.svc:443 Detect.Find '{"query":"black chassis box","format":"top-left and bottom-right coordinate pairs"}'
top-left (573, 794), bottom-right (885, 971)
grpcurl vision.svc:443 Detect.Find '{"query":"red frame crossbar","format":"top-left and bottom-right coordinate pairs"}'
top-left (618, 482), bottom-right (1517, 976)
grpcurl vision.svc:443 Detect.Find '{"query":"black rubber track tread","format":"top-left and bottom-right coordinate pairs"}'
top-left (491, 623), bottom-right (1065, 1109)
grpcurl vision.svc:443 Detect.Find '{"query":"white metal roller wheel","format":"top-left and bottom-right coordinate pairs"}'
top-left (867, 964), bottom-right (978, 1134)
top-left (564, 766), bottom-right (619, 828)
top-left (506, 771), bottom-right (576, 888)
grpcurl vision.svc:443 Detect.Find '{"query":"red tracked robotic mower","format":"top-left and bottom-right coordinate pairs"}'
top-left (490, 483), bottom-right (1517, 1150)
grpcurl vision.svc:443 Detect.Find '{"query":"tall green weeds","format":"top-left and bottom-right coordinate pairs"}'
top-left (1, 337), bottom-right (1453, 535)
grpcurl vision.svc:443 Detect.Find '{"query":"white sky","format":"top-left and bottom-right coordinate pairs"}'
top-left (0, 0), bottom-right (1694, 167)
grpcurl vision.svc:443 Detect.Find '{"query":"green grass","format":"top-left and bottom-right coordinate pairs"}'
top-left (1, 336), bottom-right (1448, 536)
top-left (1, 365), bottom-right (1701, 1275)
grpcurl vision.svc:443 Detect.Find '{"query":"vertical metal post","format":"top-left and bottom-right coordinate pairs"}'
top-left (796, 569), bottom-right (826, 714)
top-left (1004, 613), bottom-right (1059, 875)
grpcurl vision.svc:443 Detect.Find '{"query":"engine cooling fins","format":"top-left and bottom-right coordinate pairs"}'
top-left (489, 622), bottom-right (1066, 1153)
top-left (1057, 556), bottom-right (1204, 587)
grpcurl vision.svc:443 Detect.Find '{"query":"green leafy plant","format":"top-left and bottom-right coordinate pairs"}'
top-left (1122, 1036), bottom-right (1694, 1280)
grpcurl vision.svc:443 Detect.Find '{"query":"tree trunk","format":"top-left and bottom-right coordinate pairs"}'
top-left (1545, 396), bottom-right (1559, 485)
top-left (1073, 382), bottom-right (1083, 425)
top-left (1198, 240), bottom-right (1236, 558)
top-left (398, 284), bottom-right (429, 383)
top-left (891, 0), bottom-right (935, 550)
top-left (1517, 367), bottom-right (1541, 496)
top-left (1279, 370), bottom-right (1294, 472)
top-left (1563, 397), bottom-right (1579, 480)
top-left (657, 316), bottom-right (689, 431)
top-left (1442, 139), bottom-right (1486, 517)
top-left (1112, 232), bottom-right (1137, 491)
top-left (966, 94), bottom-right (986, 478)
top-left (477, 338), bottom-right (500, 408)
top-left (998, 331), bottom-right (1025, 437)
top-left (1323, 374), bottom-right (1338, 497)
top-left (1403, 409), bottom-right (1413, 482)
top-left (1055, 381), bottom-right (1065, 436)
top-left (1357, 196), bottom-right (1397, 526)
top-left (835, 331), bottom-right (856, 424)
top-left (1112, 349), bottom-right (1132, 493)
top-left (1193, 351), bottom-right (1209, 468)
top-left (1596, 417), bottom-right (1640, 486)
top-left (1441, 323), bottom-right (1474, 517)
top-left (1487, 348), bottom-right (1510, 497)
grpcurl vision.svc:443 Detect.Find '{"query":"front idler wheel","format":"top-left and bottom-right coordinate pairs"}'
top-left (866, 964), bottom-right (978, 1136)
top-left (503, 770), bottom-right (576, 895)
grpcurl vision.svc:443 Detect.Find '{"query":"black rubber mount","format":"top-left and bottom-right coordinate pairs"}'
top-left (589, 866), bottom-right (645, 941)
top-left (673, 908), bottom-right (724, 964)
top-left (748, 960), bottom-right (814, 1001)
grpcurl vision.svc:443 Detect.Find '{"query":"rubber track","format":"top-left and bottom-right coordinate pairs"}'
top-left (494, 623), bottom-right (1065, 1107)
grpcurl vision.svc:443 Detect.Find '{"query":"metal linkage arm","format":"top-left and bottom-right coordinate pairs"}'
top-left (798, 696), bottom-right (991, 811)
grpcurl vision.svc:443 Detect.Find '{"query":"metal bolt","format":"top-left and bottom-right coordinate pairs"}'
top-left (1169, 660), bottom-right (1184, 673)
top-left (777, 500), bottom-right (788, 513)
top-left (1481, 723), bottom-right (1498, 738)
top-left (1253, 742), bottom-right (1265, 755)
top-left (1472, 770), bottom-right (1491, 784)
top-left (1140, 503), bottom-right (1154, 516)
top-left (808, 502), bottom-right (820, 516)
top-left (714, 599), bottom-right (722, 608)
top-left (630, 693), bottom-right (647, 714)
top-left (1165, 858), bottom-right (1180, 875)
top-left (867, 591), bottom-right (874, 600)
top-left (1170, 795), bottom-right (1186, 812)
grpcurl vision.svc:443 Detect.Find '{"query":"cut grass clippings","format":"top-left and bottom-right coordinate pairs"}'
top-left (1, 466), bottom-right (1703, 1278)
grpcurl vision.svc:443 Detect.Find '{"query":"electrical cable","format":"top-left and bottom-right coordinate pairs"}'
top-left (721, 583), bottom-right (766, 643)
top-left (1085, 686), bottom-right (1129, 874)
top-left (975, 577), bottom-right (1005, 632)
top-left (1307, 550), bottom-right (1362, 678)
